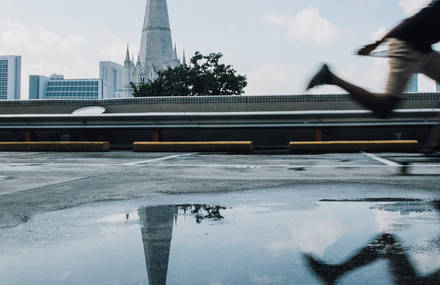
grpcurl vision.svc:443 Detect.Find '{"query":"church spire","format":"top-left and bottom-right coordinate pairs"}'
top-left (182, 49), bottom-right (187, 65)
top-left (138, 0), bottom-right (174, 72)
top-left (124, 45), bottom-right (131, 66)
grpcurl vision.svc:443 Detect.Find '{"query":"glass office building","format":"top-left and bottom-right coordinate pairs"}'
top-left (0, 55), bottom-right (21, 100)
top-left (29, 74), bottom-right (103, 100)
top-left (0, 59), bottom-right (7, 100)
top-left (437, 81), bottom-right (440, 92)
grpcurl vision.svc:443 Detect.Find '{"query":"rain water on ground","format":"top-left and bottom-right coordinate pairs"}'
top-left (0, 197), bottom-right (439, 284)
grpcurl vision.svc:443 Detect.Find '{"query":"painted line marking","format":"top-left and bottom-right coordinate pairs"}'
top-left (150, 164), bottom-right (425, 169)
top-left (123, 153), bottom-right (195, 166)
top-left (362, 152), bottom-right (401, 167)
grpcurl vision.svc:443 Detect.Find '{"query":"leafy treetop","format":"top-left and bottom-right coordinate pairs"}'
top-left (131, 52), bottom-right (247, 97)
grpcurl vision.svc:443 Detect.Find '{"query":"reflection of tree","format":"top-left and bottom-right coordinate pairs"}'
top-left (177, 204), bottom-right (226, 223)
top-left (305, 201), bottom-right (440, 285)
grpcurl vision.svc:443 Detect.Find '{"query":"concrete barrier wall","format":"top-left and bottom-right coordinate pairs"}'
top-left (0, 142), bottom-right (110, 152)
top-left (290, 140), bottom-right (419, 153)
top-left (133, 141), bottom-right (253, 153)
top-left (0, 93), bottom-right (438, 114)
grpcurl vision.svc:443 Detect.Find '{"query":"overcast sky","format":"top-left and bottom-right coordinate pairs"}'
top-left (0, 0), bottom-right (437, 98)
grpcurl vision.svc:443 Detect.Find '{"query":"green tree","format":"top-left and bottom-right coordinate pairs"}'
top-left (131, 52), bottom-right (247, 97)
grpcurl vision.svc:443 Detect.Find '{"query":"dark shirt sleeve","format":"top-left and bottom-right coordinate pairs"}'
top-left (388, 0), bottom-right (440, 52)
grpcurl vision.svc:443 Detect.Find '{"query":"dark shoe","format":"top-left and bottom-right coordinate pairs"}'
top-left (307, 64), bottom-right (332, 90)
top-left (304, 254), bottom-right (341, 284)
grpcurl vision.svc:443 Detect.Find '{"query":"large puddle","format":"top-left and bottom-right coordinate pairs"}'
top-left (0, 198), bottom-right (439, 284)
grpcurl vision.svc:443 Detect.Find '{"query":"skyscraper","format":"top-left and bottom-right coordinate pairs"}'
top-left (100, 61), bottom-right (126, 99)
top-left (0, 55), bottom-right (21, 100)
top-left (436, 81), bottom-right (440, 92)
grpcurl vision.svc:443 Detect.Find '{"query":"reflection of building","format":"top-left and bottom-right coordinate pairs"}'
top-left (100, 0), bottom-right (184, 99)
top-left (406, 74), bottom-right (418, 93)
top-left (138, 206), bottom-right (177, 285)
top-left (436, 81), bottom-right (440, 92)
top-left (29, 74), bottom-right (103, 100)
top-left (0, 55), bottom-right (21, 100)
top-left (138, 205), bottom-right (224, 285)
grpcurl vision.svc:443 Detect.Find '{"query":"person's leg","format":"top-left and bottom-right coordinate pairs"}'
top-left (305, 233), bottom-right (417, 284)
top-left (419, 51), bottom-right (440, 150)
top-left (331, 74), bottom-right (402, 118)
top-left (421, 112), bottom-right (440, 153)
top-left (307, 39), bottom-right (416, 118)
top-left (307, 66), bottom-right (402, 118)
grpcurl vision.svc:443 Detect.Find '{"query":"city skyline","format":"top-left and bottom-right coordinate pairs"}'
top-left (1, 0), bottom-right (438, 99)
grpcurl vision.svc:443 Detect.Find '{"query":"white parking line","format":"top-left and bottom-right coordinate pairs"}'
top-left (362, 152), bottom-right (401, 167)
top-left (153, 164), bottom-right (425, 169)
top-left (123, 153), bottom-right (196, 166)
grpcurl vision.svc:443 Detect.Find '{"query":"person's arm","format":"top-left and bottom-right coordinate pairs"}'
top-left (357, 20), bottom-right (409, 56)
top-left (358, 1), bottom-right (438, 56)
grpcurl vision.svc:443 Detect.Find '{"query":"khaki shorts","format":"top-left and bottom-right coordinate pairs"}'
top-left (387, 39), bottom-right (440, 98)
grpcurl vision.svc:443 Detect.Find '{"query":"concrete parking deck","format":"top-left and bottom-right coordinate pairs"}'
top-left (0, 151), bottom-right (439, 229)
top-left (1, 151), bottom-right (440, 284)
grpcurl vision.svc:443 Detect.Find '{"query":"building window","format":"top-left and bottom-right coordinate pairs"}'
top-left (43, 79), bottom-right (100, 99)
top-left (0, 60), bottom-right (9, 100)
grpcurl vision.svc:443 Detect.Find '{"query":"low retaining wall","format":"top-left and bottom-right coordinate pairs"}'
top-left (0, 93), bottom-right (438, 114)
top-left (133, 141), bottom-right (253, 153)
top-left (0, 142), bottom-right (110, 152)
top-left (290, 140), bottom-right (419, 153)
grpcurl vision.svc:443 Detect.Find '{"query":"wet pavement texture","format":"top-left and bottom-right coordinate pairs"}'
top-left (0, 151), bottom-right (440, 284)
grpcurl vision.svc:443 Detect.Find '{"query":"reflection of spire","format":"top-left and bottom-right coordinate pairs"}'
top-left (139, 206), bottom-right (177, 285)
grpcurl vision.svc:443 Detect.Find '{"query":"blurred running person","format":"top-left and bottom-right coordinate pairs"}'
top-left (307, 0), bottom-right (440, 152)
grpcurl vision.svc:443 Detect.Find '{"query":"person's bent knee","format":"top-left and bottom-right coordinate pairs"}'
top-left (374, 96), bottom-right (402, 118)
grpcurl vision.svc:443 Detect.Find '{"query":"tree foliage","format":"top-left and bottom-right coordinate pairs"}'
top-left (131, 52), bottom-right (247, 97)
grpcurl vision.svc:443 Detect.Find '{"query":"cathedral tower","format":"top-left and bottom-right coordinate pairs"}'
top-left (138, 0), bottom-right (178, 82)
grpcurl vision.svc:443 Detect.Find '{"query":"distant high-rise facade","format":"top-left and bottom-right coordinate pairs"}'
top-left (436, 81), bottom-right (440, 92)
top-left (100, 0), bottom-right (183, 99)
top-left (29, 74), bottom-right (102, 100)
top-left (0, 55), bottom-right (21, 100)
top-left (406, 74), bottom-right (418, 93)
top-left (99, 61), bottom-right (126, 99)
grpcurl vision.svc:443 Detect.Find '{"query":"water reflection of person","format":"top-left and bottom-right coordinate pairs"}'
top-left (305, 201), bottom-right (440, 284)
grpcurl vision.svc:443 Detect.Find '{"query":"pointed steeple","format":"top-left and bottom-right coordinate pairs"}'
top-left (182, 50), bottom-right (187, 65)
top-left (172, 43), bottom-right (179, 67)
top-left (138, 0), bottom-right (174, 73)
top-left (124, 45), bottom-right (131, 66)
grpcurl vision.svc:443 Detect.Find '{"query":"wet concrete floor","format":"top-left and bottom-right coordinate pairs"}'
top-left (0, 151), bottom-right (440, 284)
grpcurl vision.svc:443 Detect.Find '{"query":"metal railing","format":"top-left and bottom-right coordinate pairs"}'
top-left (0, 109), bottom-right (437, 129)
